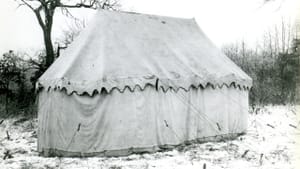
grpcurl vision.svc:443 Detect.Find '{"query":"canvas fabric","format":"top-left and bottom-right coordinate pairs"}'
top-left (38, 86), bottom-right (248, 156)
top-left (37, 10), bottom-right (252, 95)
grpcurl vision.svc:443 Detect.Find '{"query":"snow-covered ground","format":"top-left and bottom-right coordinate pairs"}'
top-left (0, 105), bottom-right (299, 169)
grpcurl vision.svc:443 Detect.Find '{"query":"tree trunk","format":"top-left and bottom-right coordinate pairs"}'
top-left (43, 29), bottom-right (55, 68)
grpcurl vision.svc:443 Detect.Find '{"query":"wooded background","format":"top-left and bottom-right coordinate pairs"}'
top-left (0, 0), bottom-right (299, 117)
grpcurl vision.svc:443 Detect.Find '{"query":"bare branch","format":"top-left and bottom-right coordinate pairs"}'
top-left (33, 5), bottom-right (46, 29)
top-left (60, 7), bottom-right (81, 22)
top-left (16, 0), bottom-right (46, 28)
top-left (18, 0), bottom-right (35, 11)
top-left (56, 0), bottom-right (120, 10)
top-left (57, 0), bottom-right (98, 9)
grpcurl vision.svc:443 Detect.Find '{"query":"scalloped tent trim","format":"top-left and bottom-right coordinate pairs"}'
top-left (37, 77), bottom-right (252, 96)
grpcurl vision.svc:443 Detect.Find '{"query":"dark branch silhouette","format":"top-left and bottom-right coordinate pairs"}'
top-left (15, 0), bottom-right (120, 68)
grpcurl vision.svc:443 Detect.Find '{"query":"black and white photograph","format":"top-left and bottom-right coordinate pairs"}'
top-left (0, 0), bottom-right (299, 168)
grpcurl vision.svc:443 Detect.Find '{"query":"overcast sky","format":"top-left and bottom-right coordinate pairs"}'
top-left (0, 0), bottom-right (299, 56)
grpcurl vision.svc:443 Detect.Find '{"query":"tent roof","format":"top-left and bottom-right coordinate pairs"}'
top-left (38, 10), bottom-right (252, 95)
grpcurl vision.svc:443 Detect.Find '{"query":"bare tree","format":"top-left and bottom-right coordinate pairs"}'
top-left (15, 0), bottom-right (120, 68)
top-left (57, 19), bottom-right (87, 51)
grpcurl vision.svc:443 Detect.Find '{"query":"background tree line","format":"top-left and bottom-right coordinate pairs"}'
top-left (222, 21), bottom-right (300, 105)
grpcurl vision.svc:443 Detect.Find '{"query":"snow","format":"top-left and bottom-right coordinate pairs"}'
top-left (0, 105), bottom-right (299, 169)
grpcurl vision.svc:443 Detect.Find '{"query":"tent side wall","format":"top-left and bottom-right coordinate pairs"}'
top-left (37, 85), bottom-right (249, 157)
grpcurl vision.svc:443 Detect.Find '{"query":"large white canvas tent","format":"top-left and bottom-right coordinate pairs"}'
top-left (37, 10), bottom-right (252, 157)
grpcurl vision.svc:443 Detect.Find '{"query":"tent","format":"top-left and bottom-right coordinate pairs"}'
top-left (37, 10), bottom-right (252, 157)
